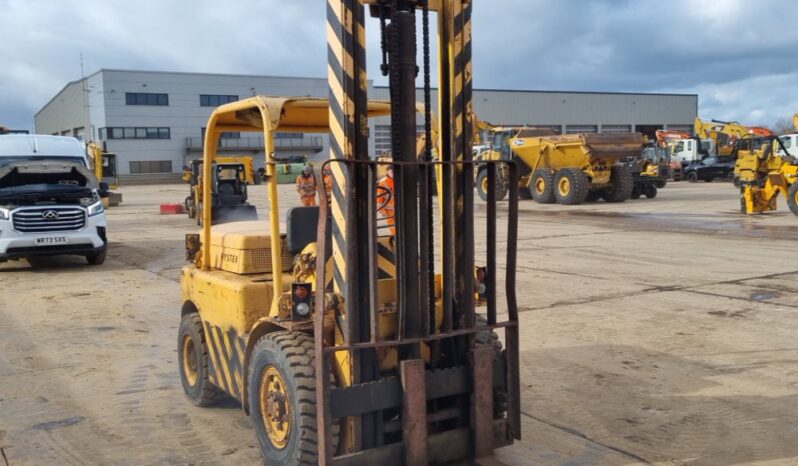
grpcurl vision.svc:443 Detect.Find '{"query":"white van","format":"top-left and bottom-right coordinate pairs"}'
top-left (0, 135), bottom-right (108, 265)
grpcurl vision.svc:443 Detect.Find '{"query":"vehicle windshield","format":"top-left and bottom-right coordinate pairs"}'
top-left (642, 147), bottom-right (669, 163)
top-left (217, 165), bottom-right (243, 181)
top-left (0, 156), bottom-right (86, 169)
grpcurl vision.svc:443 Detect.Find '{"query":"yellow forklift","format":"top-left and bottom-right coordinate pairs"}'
top-left (177, 1), bottom-right (521, 464)
top-left (183, 156), bottom-right (258, 224)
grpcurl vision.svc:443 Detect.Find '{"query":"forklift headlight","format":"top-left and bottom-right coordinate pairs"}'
top-left (295, 302), bottom-right (311, 317)
top-left (292, 283), bottom-right (313, 319)
top-left (87, 201), bottom-right (105, 217)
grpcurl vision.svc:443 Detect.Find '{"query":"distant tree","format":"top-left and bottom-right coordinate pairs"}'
top-left (773, 117), bottom-right (795, 135)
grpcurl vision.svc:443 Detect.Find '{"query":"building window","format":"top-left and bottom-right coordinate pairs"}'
top-left (99, 127), bottom-right (171, 140)
top-left (129, 161), bottom-right (173, 174)
top-left (201, 127), bottom-right (241, 140)
top-left (199, 94), bottom-right (238, 107)
top-left (275, 132), bottom-right (304, 139)
top-left (125, 92), bottom-right (169, 106)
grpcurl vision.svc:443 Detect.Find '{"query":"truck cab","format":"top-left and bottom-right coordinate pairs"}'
top-left (0, 135), bottom-right (108, 265)
top-left (777, 134), bottom-right (797, 157)
top-left (671, 137), bottom-right (714, 166)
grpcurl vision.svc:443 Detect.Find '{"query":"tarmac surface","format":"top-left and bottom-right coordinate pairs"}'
top-left (2, 180), bottom-right (798, 465)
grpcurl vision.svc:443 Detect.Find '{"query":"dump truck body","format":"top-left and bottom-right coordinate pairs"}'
top-left (510, 131), bottom-right (645, 184)
top-left (476, 129), bottom-right (644, 205)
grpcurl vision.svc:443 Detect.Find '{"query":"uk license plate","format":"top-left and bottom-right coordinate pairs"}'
top-left (35, 236), bottom-right (68, 245)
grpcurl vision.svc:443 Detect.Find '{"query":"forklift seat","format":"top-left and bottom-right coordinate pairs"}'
top-left (286, 206), bottom-right (330, 255)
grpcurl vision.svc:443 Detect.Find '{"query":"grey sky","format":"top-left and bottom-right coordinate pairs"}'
top-left (1, 0), bottom-right (796, 131)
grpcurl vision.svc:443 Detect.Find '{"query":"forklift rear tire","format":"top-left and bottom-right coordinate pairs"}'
top-left (787, 183), bottom-right (798, 216)
top-left (86, 251), bottom-right (106, 265)
top-left (248, 331), bottom-right (339, 465)
top-left (178, 313), bottom-right (224, 407)
top-left (553, 168), bottom-right (589, 205)
top-left (530, 169), bottom-right (556, 204)
top-left (644, 185), bottom-right (658, 199)
top-left (476, 169), bottom-right (508, 202)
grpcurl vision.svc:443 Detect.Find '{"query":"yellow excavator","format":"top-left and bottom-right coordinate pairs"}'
top-left (177, 2), bottom-right (520, 465)
top-left (86, 142), bottom-right (122, 207)
top-left (734, 115), bottom-right (798, 215)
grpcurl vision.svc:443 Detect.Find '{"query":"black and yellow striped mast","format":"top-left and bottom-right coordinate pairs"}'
top-left (324, 0), bottom-right (380, 457)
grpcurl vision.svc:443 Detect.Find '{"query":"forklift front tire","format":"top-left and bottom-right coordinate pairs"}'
top-left (248, 331), bottom-right (339, 465)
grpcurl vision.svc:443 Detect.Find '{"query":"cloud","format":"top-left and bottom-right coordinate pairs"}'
top-left (1, 0), bottom-right (796, 130)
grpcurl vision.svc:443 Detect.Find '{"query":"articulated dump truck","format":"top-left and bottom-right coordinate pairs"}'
top-left (476, 127), bottom-right (645, 205)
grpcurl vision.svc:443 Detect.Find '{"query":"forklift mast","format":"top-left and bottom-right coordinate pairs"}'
top-left (316, 1), bottom-right (520, 464)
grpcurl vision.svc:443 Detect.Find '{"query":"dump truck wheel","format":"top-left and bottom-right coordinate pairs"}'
top-left (630, 185), bottom-right (642, 200)
top-left (787, 183), bottom-right (798, 216)
top-left (530, 170), bottom-right (555, 204)
top-left (553, 169), bottom-right (589, 205)
top-left (476, 169), bottom-right (508, 202)
top-left (644, 185), bottom-right (658, 199)
top-left (600, 166), bottom-right (634, 203)
top-left (248, 331), bottom-right (339, 465)
top-left (474, 315), bottom-right (508, 418)
top-left (178, 313), bottom-right (224, 407)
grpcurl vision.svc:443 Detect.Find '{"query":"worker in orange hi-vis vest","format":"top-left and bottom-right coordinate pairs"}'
top-left (376, 166), bottom-right (395, 235)
top-left (322, 166), bottom-right (333, 205)
top-left (295, 165), bottom-right (317, 207)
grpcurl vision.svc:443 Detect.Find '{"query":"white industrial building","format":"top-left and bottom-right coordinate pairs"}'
top-left (35, 69), bottom-right (697, 181)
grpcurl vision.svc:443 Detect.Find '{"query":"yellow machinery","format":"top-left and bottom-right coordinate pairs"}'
top-left (86, 141), bottom-right (122, 207)
top-left (177, 2), bottom-right (520, 464)
top-left (183, 155), bottom-right (256, 184)
top-left (734, 133), bottom-right (798, 215)
top-left (693, 117), bottom-right (775, 157)
top-left (183, 156), bottom-right (258, 224)
top-left (476, 127), bottom-right (644, 205)
top-left (625, 144), bottom-right (671, 199)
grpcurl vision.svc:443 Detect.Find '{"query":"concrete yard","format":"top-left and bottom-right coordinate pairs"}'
top-left (2, 181), bottom-right (798, 465)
